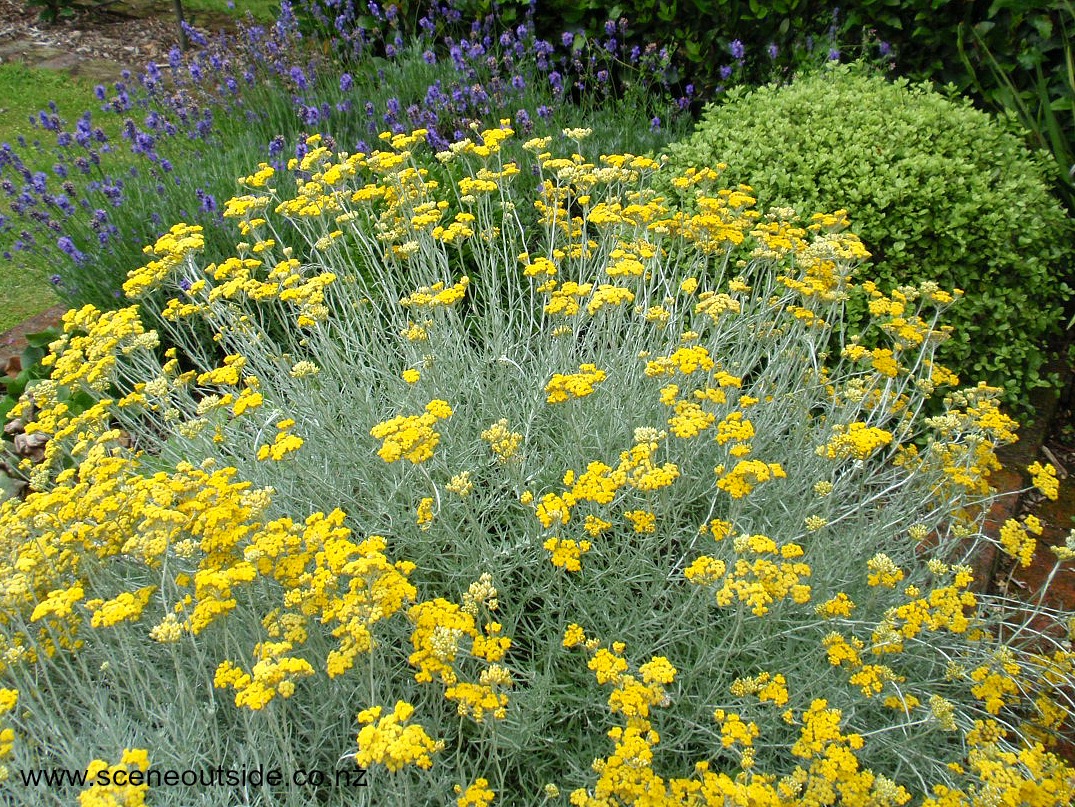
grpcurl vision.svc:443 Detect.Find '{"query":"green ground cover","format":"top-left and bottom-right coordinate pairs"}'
top-left (180, 0), bottom-right (280, 23)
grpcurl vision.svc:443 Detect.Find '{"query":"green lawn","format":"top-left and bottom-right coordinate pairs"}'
top-left (168, 0), bottom-right (280, 24)
top-left (0, 256), bottom-right (57, 334)
top-left (0, 63), bottom-right (122, 157)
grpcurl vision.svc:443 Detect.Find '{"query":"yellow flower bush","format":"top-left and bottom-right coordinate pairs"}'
top-left (1, 125), bottom-right (1073, 805)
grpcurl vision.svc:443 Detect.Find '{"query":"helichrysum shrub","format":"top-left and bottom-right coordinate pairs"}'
top-left (2, 124), bottom-right (1074, 805)
top-left (664, 64), bottom-right (1075, 407)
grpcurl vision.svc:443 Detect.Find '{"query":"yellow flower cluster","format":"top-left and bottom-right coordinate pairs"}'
top-left (714, 411), bottom-right (754, 448)
top-left (79, 749), bottom-right (151, 807)
top-left (240, 161), bottom-right (275, 188)
top-left (123, 223), bottom-right (204, 298)
top-left (921, 737), bottom-right (1074, 807)
top-left (355, 700), bottom-right (444, 772)
top-left (446, 471), bottom-right (474, 497)
top-left (2, 453), bottom-right (270, 660)
top-left (480, 418), bottom-right (523, 462)
top-left (40, 305), bottom-right (156, 395)
top-left (214, 640), bottom-right (315, 709)
top-left (823, 633), bottom-right (906, 696)
top-left (416, 496), bottom-right (435, 529)
top-left (694, 289), bottom-right (744, 323)
top-left (815, 592), bottom-right (856, 619)
top-left (820, 422), bottom-right (894, 460)
top-left (752, 209), bottom-right (809, 260)
top-left (687, 534), bottom-right (811, 616)
top-left (618, 431), bottom-right (679, 492)
top-left (965, 648), bottom-right (1024, 715)
top-left (256, 418), bottom-right (304, 461)
top-left (7, 125), bottom-right (1075, 806)
top-left (729, 671), bottom-right (790, 706)
top-left (568, 631), bottom-right (910, 807)
top-left (523, 429), bottom-right (681, 541)
top-left (455, 777), bottom-right (496, 807)
top-left (370, 399), bottom-right (453, 463)
top-left (5, 309), bottom-right (147, 488)
top-left (545, 364), bottom-right (607, 403)
top-left (566, 632), bottom-right (1070, 807)
top-left (565, 630), bottom-right (685, 806)
top-left (658, 187), bottom-right (760, 254)
top-left (543, 281), bottom-right (593, 316)
top-left (407, 576), bottom-right (512, 722)
top-left (85, 586), bottom-right (156, 629)
top-left (871, 566), bottom-right (976, 652)
top-left (623, 509), bottom-right (657, 533)
top-left (587, 283), bottom-right (636, 315)
top-left (999, 515), bottom-right (1043, 567)
top-left (866, 553), bottom-right (905, 588)
top-left (401, 277), bottom-right (470, 308)
top-left (713, 709), bottom-right (759, 749)
top-left (666, 400), bottom-right (715, 439)
top-left (129, 208), bottom-right (336, 322)
top-left (1027, 461), bottom-right (1060, 500)
top-left (670, 165), bottom-right (726, 191)
top-left (715, 459), bottom-right (787, 499)
top-left (196, 352), bottom-right (247, 386)
top-left (431, 210), bottom-right (477, 243)
top-left (0, 688), bottom-right (15, 782)
top-left (543, 537), bottom-right (592, 572)
top-left (783, 699), bottom-right (897, 804)
top-left (282, 527), bottom-right (417, 678)
top-left (644, 345), bottom-right (715, 377)
top-left (1, 359), bottom-right (434, 717)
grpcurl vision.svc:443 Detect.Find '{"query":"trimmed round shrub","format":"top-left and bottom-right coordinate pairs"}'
top-left (665, 64), bottom-right (1075, 406)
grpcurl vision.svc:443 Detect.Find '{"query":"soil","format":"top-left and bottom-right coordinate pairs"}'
top-left (992, 352), bottom-right (1075, 614)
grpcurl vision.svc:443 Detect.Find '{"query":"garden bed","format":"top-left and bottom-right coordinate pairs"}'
top-left (1, 2), bottom-right (1073, 803)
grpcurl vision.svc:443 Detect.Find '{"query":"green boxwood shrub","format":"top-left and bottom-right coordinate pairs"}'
top-left (665, 64), bottom-right (1075, 407)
